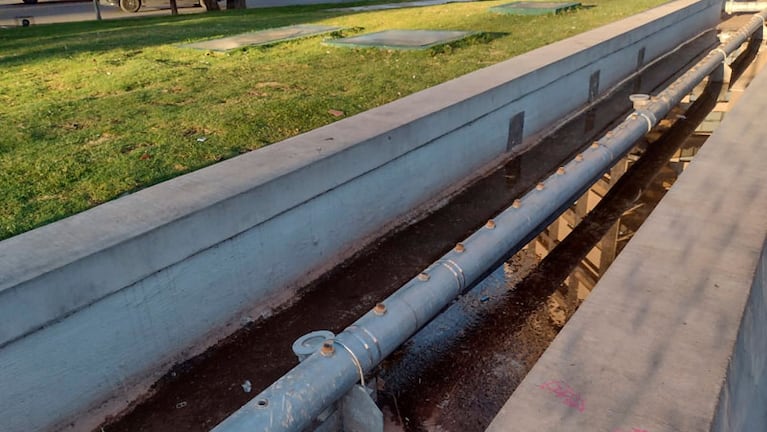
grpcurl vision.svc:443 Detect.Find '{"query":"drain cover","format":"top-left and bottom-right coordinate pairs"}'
top-left (490, 1), bottom-right (581, 15)
top-left (182, 24), bottom-right (343, 51)
top-left (326, 29), bottom-right (476, 50)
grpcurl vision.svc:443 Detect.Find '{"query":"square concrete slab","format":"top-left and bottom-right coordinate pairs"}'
top-left (182, 24), bottom-right (343, 51)
top-left (329, 0), bottom-right (474, 13)
top-left (326, 30), bottom-right (476, 50)
top-left (490, 1), bottom-right (581, 15)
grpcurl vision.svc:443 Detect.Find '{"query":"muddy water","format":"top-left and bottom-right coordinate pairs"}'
top-left (100, 34), bottom-right (715, 432)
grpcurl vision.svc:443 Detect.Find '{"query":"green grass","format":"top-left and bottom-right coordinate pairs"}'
top-left (0, 0), bottom-right (668, 240)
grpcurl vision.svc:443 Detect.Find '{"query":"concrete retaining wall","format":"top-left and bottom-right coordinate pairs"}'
top-left (712, 242), bottom-right (767, 430)
top-left (486, 39), bottom-right (767, 432)
top-left (0, 1), bottom-right (723, 431)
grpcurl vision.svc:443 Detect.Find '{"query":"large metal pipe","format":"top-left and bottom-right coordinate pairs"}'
top-left (212, 10), bottom-right (767, 432)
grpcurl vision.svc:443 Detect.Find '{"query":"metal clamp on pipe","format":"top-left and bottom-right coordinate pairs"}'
top-left (634, 109), bottom-right (657, 133)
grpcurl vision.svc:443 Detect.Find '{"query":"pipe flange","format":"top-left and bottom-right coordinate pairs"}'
top-left (629, 94), bottom-right (650, 110)
top-left (292, 330), bottom-right (336, 362)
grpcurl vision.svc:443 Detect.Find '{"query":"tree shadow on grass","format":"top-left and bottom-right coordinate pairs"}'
top-left (0, 6), bottom-right (357, 66)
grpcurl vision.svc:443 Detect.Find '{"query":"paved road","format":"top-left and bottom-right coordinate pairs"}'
top-left (0, 0), bottom-right (206, 27)
top-left (0, 0), bottom-right (355, 27)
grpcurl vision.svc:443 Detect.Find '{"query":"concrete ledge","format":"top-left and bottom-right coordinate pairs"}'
top-left (486, 52), bottom-right (767, 432)
top-left (0, 1), bottom-right (722, 431)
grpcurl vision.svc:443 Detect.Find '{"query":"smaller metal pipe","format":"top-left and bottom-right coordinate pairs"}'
top-left (725, 1), bottom-right (767, 13)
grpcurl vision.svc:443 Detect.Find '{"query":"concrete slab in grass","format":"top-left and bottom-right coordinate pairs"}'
top-left (326, 29), bottom-right (476, 50)
top-left (329, 0), bottom-right (474, 13)
top-left (182, 24), bottom-right (342, 51)
top-left (490, 1), bottom-right (581, 15)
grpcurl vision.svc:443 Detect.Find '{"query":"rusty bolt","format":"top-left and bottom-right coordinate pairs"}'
top-left (512, 199), bottom-right (521, 208)
top-left (320, 340), bottom-right (335, 357)
top-left (591, 141), bottom-right (600, 149)
top-left (373, 302), bottom-right (387, 316)
top-left (556, 167), bottom-right (566, 175)
top-left (575, 153), bottom-right (584, 162)
top-left (536, 182), bottom-right (545, 191)
top-left (417, 272), bottom-right (430, 281)
top-left (454, 243), bottom-right (465, 253)
top-left (485, 219), bottom-right (496, 229)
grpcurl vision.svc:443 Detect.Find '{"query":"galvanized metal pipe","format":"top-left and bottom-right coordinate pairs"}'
top-left (212, 10), bottom-right (767, 432)
top-left (725, 1), bottom-right (767, 13)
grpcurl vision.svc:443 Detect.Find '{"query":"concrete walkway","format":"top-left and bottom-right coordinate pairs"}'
top-left (486, 64), bottom-right (767, 430)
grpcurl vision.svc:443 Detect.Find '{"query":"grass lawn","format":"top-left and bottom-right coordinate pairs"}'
top-left (0, 0), bottom-right (668, 240)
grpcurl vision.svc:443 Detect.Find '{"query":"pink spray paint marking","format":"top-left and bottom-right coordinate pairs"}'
top-left (538, 380), bottom-right (586, 413)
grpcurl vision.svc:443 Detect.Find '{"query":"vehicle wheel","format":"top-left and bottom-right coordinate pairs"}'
top-left (119, 0), bottom-right (141, 13)
top-left (22, 0), bottom-right (37, 4)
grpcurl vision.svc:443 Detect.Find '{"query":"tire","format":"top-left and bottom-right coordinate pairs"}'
top-left (22, 0), bottom-right (37, 4)
top-left (119, 0), bottom-right (141, 13)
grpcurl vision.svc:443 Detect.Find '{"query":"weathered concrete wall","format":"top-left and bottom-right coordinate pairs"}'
top-left (0, 1), bottom-right (722, 431)
top-left (712, 238), bottom-right (767, 431)
top-left (486, 45), bottom-right (767, 432)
